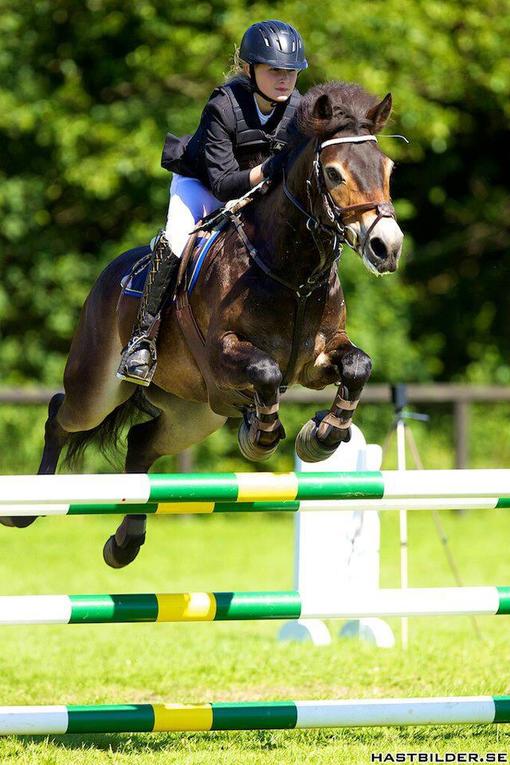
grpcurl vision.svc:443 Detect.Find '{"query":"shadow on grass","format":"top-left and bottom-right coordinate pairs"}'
top-left (22, 730), bottom-right (292, 753)
top-left (18, 724), bottom-right (502, 754)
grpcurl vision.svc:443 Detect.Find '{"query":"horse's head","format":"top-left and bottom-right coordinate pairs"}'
top-left (295, 82), bottom-right (404, 275)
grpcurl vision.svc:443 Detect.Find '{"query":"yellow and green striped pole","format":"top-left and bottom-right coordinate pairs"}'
top-left (1, 587), bottom-right (510, 624)
top-left (1, 696), bottom-right (510, 734)
top-left (6, 497), bottom-right (510, 516)
top-left (1, 470), bottom-right (510, 515)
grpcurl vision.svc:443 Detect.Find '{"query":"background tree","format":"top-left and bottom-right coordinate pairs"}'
top-left (0, 0), bottom-right (508, 388)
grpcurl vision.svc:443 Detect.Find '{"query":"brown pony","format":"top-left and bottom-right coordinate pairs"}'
top-left (2, 82), bottom-right (403, 567)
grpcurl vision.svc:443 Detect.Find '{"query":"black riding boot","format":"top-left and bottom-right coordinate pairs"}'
top-left (117, 231), bottom-right (180, 386)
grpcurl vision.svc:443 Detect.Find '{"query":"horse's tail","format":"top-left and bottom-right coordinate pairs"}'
top-left (63, 391), bottom-right (147, 470)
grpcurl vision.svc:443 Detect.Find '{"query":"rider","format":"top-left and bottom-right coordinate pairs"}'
top-left (117, 19), bottom-right (308, 386)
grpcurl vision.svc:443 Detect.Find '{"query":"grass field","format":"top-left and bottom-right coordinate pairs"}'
top-left (1, 507), bottom-right (510, 764)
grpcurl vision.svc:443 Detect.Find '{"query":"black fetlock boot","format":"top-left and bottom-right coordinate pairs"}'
top-left (117, 231), bottom-right (180, 386)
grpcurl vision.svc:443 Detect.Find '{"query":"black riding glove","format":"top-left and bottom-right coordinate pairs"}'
top-left (261, 149), bottom-right (289, 182)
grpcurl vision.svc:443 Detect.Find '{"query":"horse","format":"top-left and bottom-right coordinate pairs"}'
top-left (1, 81), bottom-right (403, 568)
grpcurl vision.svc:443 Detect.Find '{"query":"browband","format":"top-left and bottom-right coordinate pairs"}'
top-left (320, 134), bottom-right (409, 150)
top-left (320, 135), bottom-right (378, 149)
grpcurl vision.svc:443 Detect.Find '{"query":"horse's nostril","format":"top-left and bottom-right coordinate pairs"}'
top-left (370, 237), bottom-right (387, 260)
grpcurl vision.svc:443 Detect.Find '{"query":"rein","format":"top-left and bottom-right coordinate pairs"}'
top-left (229, 135), bottom-right (394, 389)
top-left (181, 133), bottom-right (398, 399)
top-left (231, 215), bottom-right (337, 298)
top-left (230, 214), bottom-right (339, 390)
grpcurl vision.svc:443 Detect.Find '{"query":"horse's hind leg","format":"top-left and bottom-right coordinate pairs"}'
top-left (0, 393), bottom-right (70, 529)
top-left (38, 393), bottom-right (70, 475)
top-left (103, 395), bottom-right (226, 569)
top-left (103, 413), bottom-right (170, 568)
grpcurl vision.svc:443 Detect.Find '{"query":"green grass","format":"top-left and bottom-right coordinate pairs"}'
top-left (1, 510), bottom-right (510, 763)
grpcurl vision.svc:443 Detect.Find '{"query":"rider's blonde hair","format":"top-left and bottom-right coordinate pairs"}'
top-left (224, 45), bottom-right (249, 82)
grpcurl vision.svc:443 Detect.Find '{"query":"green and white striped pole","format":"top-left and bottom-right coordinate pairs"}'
top-left (1, 587), bottom-right (510, 625)
top-left (4, 497), bottom-right (510, 517)
top-left (1, 470), bottom-right (510, 514)
top-left (1, 696), bottom-right (510, 734)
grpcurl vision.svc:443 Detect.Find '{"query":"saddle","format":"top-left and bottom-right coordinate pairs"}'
top-left (120, 184), bottom-right (264, 301)
top-left (119, 221), bottom-right (253, 417)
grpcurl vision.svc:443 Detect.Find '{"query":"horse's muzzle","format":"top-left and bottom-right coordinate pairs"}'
top-left (364, 217), bottom-right (403, 274)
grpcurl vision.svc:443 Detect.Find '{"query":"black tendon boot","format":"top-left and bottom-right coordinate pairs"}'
top-left (117, 231), bottom-right (180, 386)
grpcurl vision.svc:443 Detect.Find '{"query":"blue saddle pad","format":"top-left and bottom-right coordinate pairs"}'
top-left (121, 249), bottom-right (152, 298)
top-left (121, 225), bottom-right (226, 300)
top-left (187, 227), bottom-right (224, 295)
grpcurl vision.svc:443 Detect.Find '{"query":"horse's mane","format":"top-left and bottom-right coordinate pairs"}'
top-left (296, 81), bottom-right (380, 137)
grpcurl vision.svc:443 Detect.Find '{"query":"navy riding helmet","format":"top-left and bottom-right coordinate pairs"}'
top-left (239, 20), bottom-right (308, 103)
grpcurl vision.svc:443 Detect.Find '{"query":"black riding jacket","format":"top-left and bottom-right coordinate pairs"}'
top-left (161, 76), bottom-right (301, 202)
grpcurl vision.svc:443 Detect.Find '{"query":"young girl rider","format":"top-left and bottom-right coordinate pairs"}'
top-left (117, 20), bottom-right (308, 386)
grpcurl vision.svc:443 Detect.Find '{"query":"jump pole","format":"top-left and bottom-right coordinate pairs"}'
top-left (1, 470), bottom-right (510, 510)
top-left (2, 696), bottom-right (510, 734)
top-left (3, 496), bottom-right (510, 516)
top-left (1, 587), bottom-right (510, 624)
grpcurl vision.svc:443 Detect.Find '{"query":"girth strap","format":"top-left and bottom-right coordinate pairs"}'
top-left (282, 292), bottom-right (311, 388)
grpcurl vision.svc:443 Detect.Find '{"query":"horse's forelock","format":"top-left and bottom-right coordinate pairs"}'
top-left (296, 82), bottom-right (380, 138)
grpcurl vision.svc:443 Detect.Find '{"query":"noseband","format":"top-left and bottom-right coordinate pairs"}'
top-left (283, 134), bottom-right (396, 256)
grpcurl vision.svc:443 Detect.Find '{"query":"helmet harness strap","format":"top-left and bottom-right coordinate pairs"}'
top-left (248, 64), bottom-right (281, 107)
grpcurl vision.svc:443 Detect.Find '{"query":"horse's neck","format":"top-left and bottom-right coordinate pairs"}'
top-left (246, 147), bottom-right (331, 282)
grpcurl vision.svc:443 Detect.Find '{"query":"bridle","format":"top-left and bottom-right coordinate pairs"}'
top-left (228, 134), bottom-right (400, 390)
top-left (283, 134), bottom-right (397, 259)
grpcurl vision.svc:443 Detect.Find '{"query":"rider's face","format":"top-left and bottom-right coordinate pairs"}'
top-left (250, 64), bottom-right (298, 102)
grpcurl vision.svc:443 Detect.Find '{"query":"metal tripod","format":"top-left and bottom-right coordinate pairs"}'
top-left (382, 384), bottom-right (482, 648)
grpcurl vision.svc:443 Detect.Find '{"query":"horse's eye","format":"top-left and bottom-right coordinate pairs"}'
top-left (326, 166), bottom-right (343, 185)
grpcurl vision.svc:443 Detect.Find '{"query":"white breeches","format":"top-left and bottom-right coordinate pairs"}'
top-left (164, 173), bottom-right (222, 257)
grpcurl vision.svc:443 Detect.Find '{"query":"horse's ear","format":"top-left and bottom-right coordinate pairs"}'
top-left (366, 93), bottom-right (392, 133)
top-left (313, 93), bottom-right (333, 122)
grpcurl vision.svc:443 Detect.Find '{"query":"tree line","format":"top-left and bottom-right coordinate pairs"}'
top-left (1, 0), bottom-right (508, 387)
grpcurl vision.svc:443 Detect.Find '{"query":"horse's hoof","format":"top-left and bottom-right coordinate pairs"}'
top-left (103, 534), bottom-right (142, 569)
top-left (0, 516), bottom-right (37, 529)
top-left (237, 419), bottom-right (279, 462)
top-left (295, 419), bottom-right (350, 463)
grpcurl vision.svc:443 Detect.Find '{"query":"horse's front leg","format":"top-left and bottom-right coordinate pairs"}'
top-left (213, 332), bottom-right (286, 462)
top-left (296, 332), bottom-right (372, 462)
